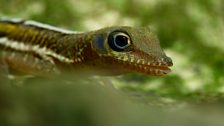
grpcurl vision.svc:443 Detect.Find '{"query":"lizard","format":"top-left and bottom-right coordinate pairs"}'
top-left (0, 18), bottom-right (173, 77)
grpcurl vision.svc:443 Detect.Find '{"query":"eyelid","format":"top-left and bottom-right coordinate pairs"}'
top-left (114, 32), bottom-right (129, 38)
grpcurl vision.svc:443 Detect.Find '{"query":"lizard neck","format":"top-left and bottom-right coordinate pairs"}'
top-left (55, 33), bottom-right (100, 66)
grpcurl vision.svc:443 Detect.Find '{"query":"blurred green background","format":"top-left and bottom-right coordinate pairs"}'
top-left (0, 0), bottom-right (224, 126)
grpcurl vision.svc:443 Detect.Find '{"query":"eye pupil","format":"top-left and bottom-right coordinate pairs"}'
top-left (115, 35), bottom-right (128, 47)
top-left (108, 31), bottom-right (131, 52)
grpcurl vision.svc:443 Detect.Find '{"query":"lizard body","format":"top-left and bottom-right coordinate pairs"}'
top-left (0, 18), bottom-right (173, 76)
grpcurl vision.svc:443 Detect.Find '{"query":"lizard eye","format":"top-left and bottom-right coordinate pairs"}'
top-left (108, 31), bottom-right (131, 52)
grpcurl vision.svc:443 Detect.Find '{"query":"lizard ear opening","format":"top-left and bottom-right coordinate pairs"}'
top-left (108, 31), bottom-right (132, 52)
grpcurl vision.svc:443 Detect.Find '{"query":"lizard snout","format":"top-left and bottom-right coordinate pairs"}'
top-left (163, 57), bottom-right (173, 66)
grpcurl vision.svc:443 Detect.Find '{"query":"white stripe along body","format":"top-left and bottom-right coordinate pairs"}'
top-left (0, 18), bottom-right (86, 75)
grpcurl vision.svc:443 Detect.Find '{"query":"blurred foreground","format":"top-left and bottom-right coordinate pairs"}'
top-left (1, 76), bottom-right (224, 126)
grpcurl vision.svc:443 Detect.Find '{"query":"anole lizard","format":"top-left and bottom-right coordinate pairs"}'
top-left (0, 18), bottom-right (173, 76)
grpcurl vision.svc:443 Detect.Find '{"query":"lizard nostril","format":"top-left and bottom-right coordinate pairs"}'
top-left (164, 57), bottom-right (173, 66)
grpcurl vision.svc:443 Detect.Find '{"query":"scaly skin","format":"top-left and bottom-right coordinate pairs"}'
top-left (0, 18), bottom-right (173, 76)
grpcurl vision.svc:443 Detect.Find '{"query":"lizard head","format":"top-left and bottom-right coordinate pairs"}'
top-left (90, 26), bottom-right (173, 76)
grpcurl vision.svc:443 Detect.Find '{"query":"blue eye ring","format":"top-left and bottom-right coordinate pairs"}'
top-left (108, 31), bottom-right (131, 52)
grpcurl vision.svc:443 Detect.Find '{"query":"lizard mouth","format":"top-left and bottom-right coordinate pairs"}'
top-left (131, 63), bottom-right (171, 76)
top-left (113, 56), bottom-right (173, 76)
top-left (126, 51), bottom-right (173, 76)
top-left (104, 50), bottom-right (173, 76)
top-left (124, 61), bottom-right (172, 76)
